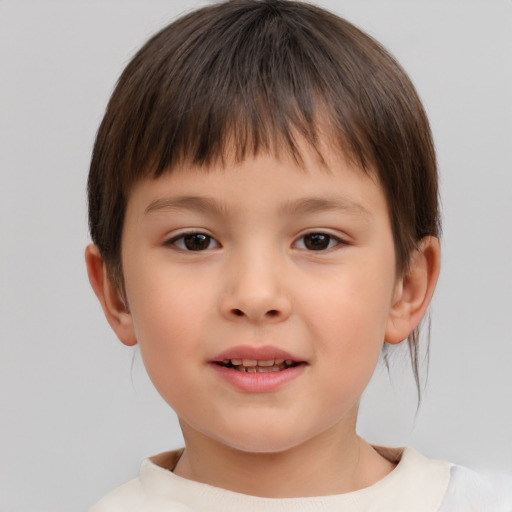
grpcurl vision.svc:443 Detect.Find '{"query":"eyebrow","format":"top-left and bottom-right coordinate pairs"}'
top-left (144, 195), bottom-right (371, 218)
top-left (144, 196), bottom-right (227, 216)
top-left (278, 197), bottom-right (372, 218)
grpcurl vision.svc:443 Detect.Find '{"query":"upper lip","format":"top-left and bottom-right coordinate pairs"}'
top-left (211, 345), bottom-right (304, 363)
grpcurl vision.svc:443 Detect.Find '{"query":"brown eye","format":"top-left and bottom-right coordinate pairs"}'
top-left (297, 233), bottom-right (340, 251)
top-left (184, 233), bottom-right (210, 250)
top-left (304, 233), bottom-right (330, 250)
top-left (171, 233), bottom-right (219, 251)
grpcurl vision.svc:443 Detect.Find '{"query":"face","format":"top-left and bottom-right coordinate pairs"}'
top-left (120, 145), bottom-right (400, 454)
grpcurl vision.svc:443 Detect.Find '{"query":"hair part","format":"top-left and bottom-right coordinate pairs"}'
top-left (88, 0), bottom-right (440, 401)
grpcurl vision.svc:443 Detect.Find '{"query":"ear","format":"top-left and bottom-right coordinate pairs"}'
top-left (385, 236), bottom-right (440, 345)
top-left (85, 243), bottom-right (137, 346)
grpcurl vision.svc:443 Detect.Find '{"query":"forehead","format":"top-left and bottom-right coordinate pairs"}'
top-left (125, 141), bottom-right (386, 225)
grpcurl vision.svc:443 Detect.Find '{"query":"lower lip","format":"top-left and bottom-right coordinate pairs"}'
top-left (210, 363), bottom-right (306, 393)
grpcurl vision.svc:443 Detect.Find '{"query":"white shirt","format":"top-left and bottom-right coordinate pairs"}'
top-left (90, 447), bottom-right (512, 512)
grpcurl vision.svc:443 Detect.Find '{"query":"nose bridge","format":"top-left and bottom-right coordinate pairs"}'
top-left (221, 242), bottom-right (291, 323)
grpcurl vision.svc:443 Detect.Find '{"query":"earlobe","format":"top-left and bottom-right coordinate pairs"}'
top-left (385, 236), bottom-right (440, 345)
top-left (85, 243), bottom-right (137, 346)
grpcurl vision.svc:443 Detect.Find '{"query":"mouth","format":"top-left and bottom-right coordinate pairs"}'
top-left (215, 358), bottom-right (299, 373)
top-left (210, 346), bottom-right (306, 391)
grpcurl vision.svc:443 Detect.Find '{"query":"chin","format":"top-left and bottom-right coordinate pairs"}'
top-left (209, 421), bottom-right (318, 455)
top-left (232, 438), bottom-right (300, 454)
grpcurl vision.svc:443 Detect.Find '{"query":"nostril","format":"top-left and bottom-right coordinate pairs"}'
top-left (227, 308), bottom-right (285, 320)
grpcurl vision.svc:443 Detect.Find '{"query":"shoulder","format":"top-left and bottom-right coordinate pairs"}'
top-left (440, 464), bottom-right (512, 512)
top-left (89, 450), bottom-right (187, 512)
top-left (89, 478), bottom-right (145, 512)
top-left (376, 446), bottom-right (512, 512)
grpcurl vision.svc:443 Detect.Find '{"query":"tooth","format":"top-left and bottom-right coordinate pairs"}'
top-left (223, 359), bottom-right (230, 364)
top-left (247, 366), bottom-right (257, 373)
top-left (231, 359), bottom-right (242, 365)
top-left (274, 359), bottom-right (284, 365)
top-left (242, 359), bottom-right (258, 367)
top-left (257, 366), bottom-right (282, 372)
top-left (257, 359), bottom-right (274, 367)
top-left (238, 366), bottom-right (247, 372)
top-left (285, 360), bottom-right (293, 366)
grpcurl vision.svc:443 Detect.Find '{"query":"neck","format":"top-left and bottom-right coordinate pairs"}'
top-left (173, 419), bottom-right (395, 498)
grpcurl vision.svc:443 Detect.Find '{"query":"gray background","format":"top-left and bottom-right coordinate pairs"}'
top-left (1, 1), bottom-right (511, 510)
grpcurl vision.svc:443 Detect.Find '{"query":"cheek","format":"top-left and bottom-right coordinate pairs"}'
top-left (127, 258), bottom-right (214, 333)
top-left (130, 296), bottom-right (207, 411)
top-left (312, 262), bottom-right (394, 337)
top-left (304, 258), bottom-right (395, 381)
top-left (125, 267), bottom-right (214, 380)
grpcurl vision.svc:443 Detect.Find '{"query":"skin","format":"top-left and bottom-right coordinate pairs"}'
top-left (86, 142), bottom-right (440, 498)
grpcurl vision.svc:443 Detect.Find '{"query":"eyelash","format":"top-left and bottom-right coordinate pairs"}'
top-left (166, 231), bottom-right (346, 252)
top-left (293, 232), bottom-right (344, 251)
top-left (166, 232), bottom-right (220, 251)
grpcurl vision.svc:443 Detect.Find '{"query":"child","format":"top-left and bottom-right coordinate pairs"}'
top-left (85, 1), bottom-right (512, 510)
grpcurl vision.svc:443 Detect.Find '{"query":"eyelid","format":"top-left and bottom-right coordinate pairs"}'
top-left (164, 230), bottom-right (221, 251)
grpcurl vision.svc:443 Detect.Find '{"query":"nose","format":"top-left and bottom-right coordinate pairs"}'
top-left (220, 251), bottom-right (292, 324)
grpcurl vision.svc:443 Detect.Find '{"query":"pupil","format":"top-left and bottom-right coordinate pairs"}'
top-left (305, 233), bottom-right (329, 250)
top-left (184, 233), bottom-right (210, 251)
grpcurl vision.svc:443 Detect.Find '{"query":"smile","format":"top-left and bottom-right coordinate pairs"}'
top-left (210, 346), bottom-right (306, 392)
top-left (218, 359), bottom-right (297, 373)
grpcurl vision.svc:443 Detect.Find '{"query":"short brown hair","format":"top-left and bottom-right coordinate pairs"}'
top-left (88, 0), bottom-right (440, 399)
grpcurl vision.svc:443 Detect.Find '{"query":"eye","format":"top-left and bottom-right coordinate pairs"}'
top-left (295, 233), bottom-right (342, 251)
top-left (168, 232), bottom-right (220, 251)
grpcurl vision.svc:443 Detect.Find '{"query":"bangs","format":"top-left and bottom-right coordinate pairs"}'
top-left (98, 0), bottom-right (377, 182)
